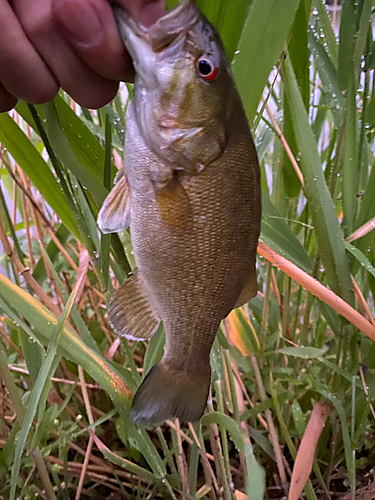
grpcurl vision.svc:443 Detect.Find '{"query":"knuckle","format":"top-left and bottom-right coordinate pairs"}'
top-left (19, 9), bottom-right (52, 40)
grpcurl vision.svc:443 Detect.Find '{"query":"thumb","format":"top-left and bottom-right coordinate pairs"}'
top-left (116, 0), bottom-right (165, 27)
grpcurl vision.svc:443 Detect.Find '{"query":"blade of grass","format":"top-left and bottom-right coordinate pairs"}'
top-left (208, 0), bottom-right (252, 62)
top-left (0, 183), bottom-right (25, 264)
top-left (10, 274), bottom-right (83, 500)
top-left (39, 246), bottom-right (100, 353)
top-left (307, 27), bottom-right (344, 129)
top-left (244, 442), bottom-right (266, 500)
top-left (100, 114), bottom-right (113, 290)
top-left (338, 0), bottom-right (357, 92)
top-left (0, 342), bottom-right (25, 426)
top-left (288, 402), bottom-right (330, 500)
top-left (53, 96), bottom-right (106, 178)
top-left (316, 388), bottom-right (355, 492)
top-left (344, 242), bottom-right (375, 279)
top-left (281, 56), bottom-right (353, 304)
top-left (93, 435), bottom-right (163, 485)
top-left (0, 114), bottom-right (78, 238)
top-left (232, 0), bottom-right (300, 124)
top-left (313, 0), bottom-right (338, 67)
top-left (0, 272), bottom-right (132, 408)
top-left (354, 0), bottom-right (372, 72)
top-left (43, 101), bottom-right (107, 205)
top-left (261, 194), bottom-right (313, 274)
top-left (282, 0), bottom-right (311, 196)
top-left (341, 73), bottom-right (358, 236)
top-left (257, 242), bottom-right (375, 342)
top-left (202, 412), bottom-right (246, 453)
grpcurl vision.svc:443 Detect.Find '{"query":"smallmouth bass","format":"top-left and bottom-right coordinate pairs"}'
top-left (98, 0), bottom-right (261, 426)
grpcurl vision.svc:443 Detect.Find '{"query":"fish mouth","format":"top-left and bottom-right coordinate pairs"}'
top-left (112, 0), bottom-right (199, 61)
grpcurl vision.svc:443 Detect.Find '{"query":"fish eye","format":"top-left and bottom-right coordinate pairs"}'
top-left (197, 56), bottom-right (217, 81)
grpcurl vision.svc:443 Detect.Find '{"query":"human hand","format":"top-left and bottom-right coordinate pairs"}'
top-left (0, 0), bottom-right (164, 112)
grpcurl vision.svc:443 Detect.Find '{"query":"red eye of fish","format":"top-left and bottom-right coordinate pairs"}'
top-left (197, 57), bottom-right (217, 81)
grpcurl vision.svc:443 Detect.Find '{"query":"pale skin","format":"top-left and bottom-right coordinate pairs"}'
top-left (0, 0), bottom-right (164, 112)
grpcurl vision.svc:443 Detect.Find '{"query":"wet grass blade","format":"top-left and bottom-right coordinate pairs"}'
top-left (282, 0), bottom-right (311, 197)
top-left (313, 0), bottom-right (338, 67)
top-left (345, 242), bottom-right (375, 279)
top-left (0, 114), bottom-right (78, 238)
top-left (208, 0), bottom-right (252, 61)
top-left (338, 0), bottom-right (357, 92)
top-left (232, 0), bottom-right (300, 123)
top-left (244, 443), bottom-right (266, 499)
top-left (52, 96), bottom-right (106, 179)
top-left (261, 194), bottom-right (313, 273)
top-left (341, 73), bottom-right (358, 236)
top-left (354, 0), bottom-right (372, 72)
top-left (100, 114), bottom-right (113, 290)
top-left (10, 277), bottom-right (82, 500)
top-left (308, 27), bottom-right (344, 129)
top-left (282, 56), bottom-right (353, 304)
top-left (43, 101), bottom-right (107, 205)
top-left (0, 272), bottom-right (132, 410)
top-left (317, 388), bottom-right (355, 492)
top-left (202, 412), bottom-right (266, 499)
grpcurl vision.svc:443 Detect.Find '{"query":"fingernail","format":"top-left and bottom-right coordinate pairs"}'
top-left (55, 0), bottom-right (103, 47)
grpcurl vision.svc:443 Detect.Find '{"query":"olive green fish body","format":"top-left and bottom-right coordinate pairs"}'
top-left (127, 98), bottom-right (259, 368)
top-left (98, 0), bottom-right (261, 426)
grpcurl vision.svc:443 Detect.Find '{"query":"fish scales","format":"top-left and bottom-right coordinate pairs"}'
top-left (97, 0), bottom-right (261, 426)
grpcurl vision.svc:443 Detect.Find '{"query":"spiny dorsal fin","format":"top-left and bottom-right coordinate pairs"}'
top-left (97, 169), bottom-right (130, 234)
top-left (108, 269), bottom-right (160, 341)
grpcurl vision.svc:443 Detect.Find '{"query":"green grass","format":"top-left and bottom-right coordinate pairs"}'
top-left (0, 0), bottom-right (375, 498)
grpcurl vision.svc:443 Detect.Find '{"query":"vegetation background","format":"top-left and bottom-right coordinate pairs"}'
top-left (0, 0), bottom-right (374, 498)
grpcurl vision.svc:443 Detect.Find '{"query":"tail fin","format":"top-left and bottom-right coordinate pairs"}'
top-left (130, 362), bottom-right (211, 427)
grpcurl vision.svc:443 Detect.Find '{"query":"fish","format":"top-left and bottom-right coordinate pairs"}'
top-left (97, 0), bottom-right (261, 427)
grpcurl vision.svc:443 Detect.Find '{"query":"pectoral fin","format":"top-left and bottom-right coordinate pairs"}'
top-left (97, 169), bottom-right (130, 234)
top-left (234, 272), bottom-right (258, 308)
top-left (108, 269), bottom-right (160, 341)
top-left (155, 176), bottom-right (193, 231)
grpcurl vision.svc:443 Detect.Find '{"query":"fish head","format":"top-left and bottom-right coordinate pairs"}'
top-left (114, 0), bottom-right (237, 170)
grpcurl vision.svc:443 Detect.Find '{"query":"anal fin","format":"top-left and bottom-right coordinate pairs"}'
top-left (97, 168), bottom-right (131, 234)
top-left (234, 272), bottom-right (258, 308)
top-left (108, 269), bottom-right (160, 341)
